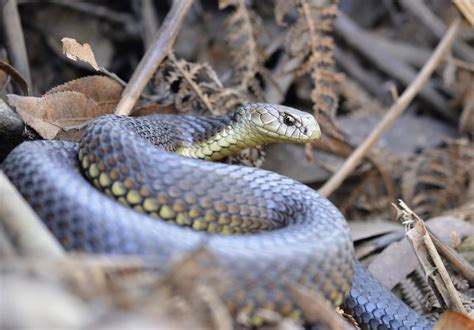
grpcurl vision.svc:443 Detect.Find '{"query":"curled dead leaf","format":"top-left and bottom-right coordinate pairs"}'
top-left (434, 311), bottom-right (474, 330)
top-left (61, 38), bottom-right (100, 71)
top-left (46, 76), bottom-right (123, 113)
top-left (7, 92), bottom-right (109, 140)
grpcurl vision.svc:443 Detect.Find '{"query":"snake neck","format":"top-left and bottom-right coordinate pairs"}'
top-left (175, 118), bottom-right (265, 161)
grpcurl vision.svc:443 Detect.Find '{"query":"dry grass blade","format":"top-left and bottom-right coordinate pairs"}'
top-left (0, 59), bottom-right (28, 94)
top-left (454, 0), bottom-right (474, 25)
top-left (288, 282), bottom-right (353, 329)
top-left (0, 173), bottom-right (64, 257)
top-left (428, 231), bottom-right (474, 287)
top-left (115, 0), bottom-right (195, 116)
top-left (395, 200), bottom-right (466, 314)
top-left (1, 248), bottom-right (231, 329)
top-left (2, 0), bottom-right (32, 92)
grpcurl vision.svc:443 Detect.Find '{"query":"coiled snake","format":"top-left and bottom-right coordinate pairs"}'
top-left (3, 104), bottom-right (432, 329)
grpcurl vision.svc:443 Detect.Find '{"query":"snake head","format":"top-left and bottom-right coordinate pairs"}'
top-left (237, 103), bottom-right (321, 143)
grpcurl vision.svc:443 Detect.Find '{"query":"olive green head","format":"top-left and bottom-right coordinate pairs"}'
top-left (234, 103), bottom-right (321, 143)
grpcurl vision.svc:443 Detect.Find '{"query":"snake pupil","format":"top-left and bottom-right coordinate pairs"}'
top-left (283, 115), bottom-right (296, 126)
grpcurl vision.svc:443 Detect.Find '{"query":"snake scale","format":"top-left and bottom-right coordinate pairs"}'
top-left (3, 104), bottom-right (432, 329)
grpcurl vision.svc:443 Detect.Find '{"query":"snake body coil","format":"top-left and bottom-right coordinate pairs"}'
top-left (3, 104), bottom-right (432, 329)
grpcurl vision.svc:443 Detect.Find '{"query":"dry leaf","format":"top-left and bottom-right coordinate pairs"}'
top-left (7, 92), bottom-right (108, 139)
top-left (434, 311), bottom-right (474, 330)
top-left (46, 76), bottom-right (123, 113)
top-left (61, 38), bottom-right (100, 71)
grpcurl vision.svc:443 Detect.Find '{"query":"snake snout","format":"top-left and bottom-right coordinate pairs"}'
top-left (306, 121), bottom-right (321, 140)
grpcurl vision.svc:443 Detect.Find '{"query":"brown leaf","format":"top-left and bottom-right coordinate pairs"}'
top-left (46, 76), bottom-right (123, 113)
top-left (434, 311), bottom-right (474, 330)
top-left (7, 92), bottom-right (107, 139)
top-left (61, 37), bottom-right (100, 71)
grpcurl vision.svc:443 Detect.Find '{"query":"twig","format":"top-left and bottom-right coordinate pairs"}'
top-left (288, 282), bottom-right (353, 330)
top-left (318, 18), bottom-right (461, 197)
top-left (454, 0), bottom-right (474, 25)
top-left (367, 34), bottom-right (432, 68)
top-left (334, 13), bottom-right (455, 121)
top-left (168, 53), bottom-right (215, 113)
top-left (196, 285), bottom-right (233, 330)
top-left (115, 0), bottom-right (195, 116)
top-left (0, 59), bottom-right (28, 94)
top-left (400, 0), bottom-right (474, 62)
top-left (1, 0), bottom-right (32, 93)
top-left (395, 200), bottom-right (466, 313)
top-left (24, 0), bottom-right (137, 28)
top-left (428, 229), bottom-right (474, 287)
top-left (140, 0), bottom-right (160, 50)
top-left (334, 48), bottom-right (384, 97)
top-left (0, 172), bottom-right (65, 257)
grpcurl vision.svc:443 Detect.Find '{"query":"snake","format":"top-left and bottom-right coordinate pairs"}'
top-left (2, 103), bottom-right (432, 329)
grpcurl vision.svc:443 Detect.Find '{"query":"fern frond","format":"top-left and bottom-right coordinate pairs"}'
top-left (219, 0), bottom-right (264, 100)
top-left (154, 55), bottom-right (236, 114)
top-left (277, 0), bottom-right (340, 115)
top-left (401, 141), bottom-right (474, 219)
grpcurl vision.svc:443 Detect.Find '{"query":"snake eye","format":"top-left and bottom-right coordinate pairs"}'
top-left (283, 115), bottom-right (296, 126)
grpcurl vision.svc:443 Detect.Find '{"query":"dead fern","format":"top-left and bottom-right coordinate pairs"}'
top-left (154, 55), bottom-right (242, 114)
top-left (397, 268), bottom-right (441, 322)
top-left (401, 140), bottom-right (474, 220)
top-left (339, 165), bottom-right (394, 219)
top-left (153, 54), bottom-right (266, 165)
top-left (276, 0), bottom-right (340, 115)
top-left (218, 0), bottom-right (265, 100)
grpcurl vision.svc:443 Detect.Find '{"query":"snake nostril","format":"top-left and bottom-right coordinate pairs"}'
top-left (303, 128), bottom-right (308, 135)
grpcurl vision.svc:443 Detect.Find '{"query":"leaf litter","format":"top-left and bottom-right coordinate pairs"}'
top-left (0, 1), bottom-right (473, 329)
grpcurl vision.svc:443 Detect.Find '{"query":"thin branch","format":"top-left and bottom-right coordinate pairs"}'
top-left (140, 0), bottom-right (160, 49)
top-left (396, 200), bottom-right (466, 313)
top-left (428, 229), bottom-right (474, 287)
top-left (2, 0), bottom-right (32, 93)
top-left (115, 0), bottom-right (195, 116)
top-left (168, 53), bottom-right (215, 113)
top-left (400, 0), bottom-right (474, 62)
top-left (0, 173), bottom-right (65, 257)
top-left (334, 13), bottom-right (455, 121)
top-left (319, 18), bottom-right (461, 197)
